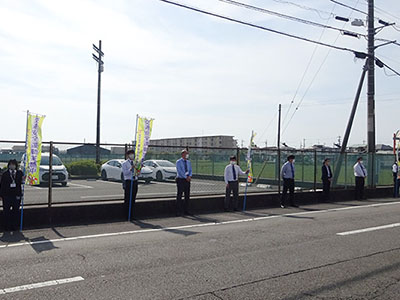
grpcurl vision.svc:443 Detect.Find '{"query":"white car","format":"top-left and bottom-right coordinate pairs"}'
top-left (101, 159), bottom-right (153, 183)
top-left (22, 153), bottom-right (69, 186)
top-left (143, 160), bottom-right (177, 181)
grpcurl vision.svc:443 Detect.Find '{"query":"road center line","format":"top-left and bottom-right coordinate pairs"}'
top-left (0, 276), bottom-right (84, 295)
top-left (1, 201), bottom-right (400, 249)
top-left (337, 223), bottom-right (400, 236)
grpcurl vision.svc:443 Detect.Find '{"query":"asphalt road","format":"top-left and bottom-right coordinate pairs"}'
top-left (23, 179), bottom-right (277, 205)
top-left (1, 198), bottom-right (400, 299)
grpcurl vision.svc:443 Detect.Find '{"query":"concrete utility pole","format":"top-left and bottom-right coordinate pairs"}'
top-left (367, 0), bottom-right (376, 187)
top-left (92, 40), bottom-right (104, 164)
top-left (277, 104), bottom-right (282, 196)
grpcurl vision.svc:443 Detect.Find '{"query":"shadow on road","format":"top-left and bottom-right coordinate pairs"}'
top-left (131, 219), bottom-right (199, 237)
top-left (0, 231), bottom-right (58, 253)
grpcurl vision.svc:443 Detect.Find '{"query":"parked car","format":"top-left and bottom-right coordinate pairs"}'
top-left (143, 160), bottom-right (177, 181)
top-left (21, 153), bottom-right (69, 186)
top-left (100, 159), bottom-right (153, 183)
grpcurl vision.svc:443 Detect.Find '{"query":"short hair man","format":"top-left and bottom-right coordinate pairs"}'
top-left (392, 160), bottom-right (400, 197)
top-left (176, 149), bottom-right (192, 216)
top-left (354, 157), bottom-right (367, 200)
top-left (0, 159), bottom-right (24, 231)
top-left (280, 155), bottom-right (298, 208)
top-left (321, 158), bottom-right (333, 201)
top-left (121, 150), bottom-right (138, 220)
top-left (224, 155), bottom-right (249, 211)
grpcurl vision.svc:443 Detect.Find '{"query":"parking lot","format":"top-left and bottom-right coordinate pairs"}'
top-left (22, 178), bottom-right (275, 205)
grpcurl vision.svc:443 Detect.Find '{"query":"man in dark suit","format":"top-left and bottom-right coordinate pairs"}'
top-left (0, 159), bottom-right (24, 231)
top-left (321, 158), bottom-right (333, 201)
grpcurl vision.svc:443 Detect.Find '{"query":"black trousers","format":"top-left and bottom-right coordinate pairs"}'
top-left (355, 176), bottom-right (365, 200)
top-left (2, 196), bottom-right (21, 231)
top-left (124, 180), bottom-right (138, 219)
top-left (225, 181), bottom-right (239, 210)
top-left (322, 179), bottom-right (331, 201)
top-left (176, 178), bottom-right (190, 214)
top-left (393, 174), bottom-right (399, 197)
top-left (281, 178), bottom-right (295, 206)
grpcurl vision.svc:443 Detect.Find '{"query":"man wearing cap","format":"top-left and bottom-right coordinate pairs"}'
top-left (280, 155), bottom-right (298, 208)
top-left (122, 150), bottom-right (139, 220)
top-left (354, 156), bottom-right (367, 200)
top-left (224, 155), bottom-right (249, 211)
top-left (176, 149), bottom-right (192, 216)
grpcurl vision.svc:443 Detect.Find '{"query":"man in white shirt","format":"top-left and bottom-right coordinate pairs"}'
top-left (392, 160), bottom-right (399, 197)
top-left (354, 157), bottom-right (367, 200)
top-left (122, 150), bottom-right (139, 220)
top-left (224, 155), bottom-right (248, 211)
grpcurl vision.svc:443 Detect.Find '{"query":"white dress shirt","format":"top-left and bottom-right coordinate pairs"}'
top-left (354, 162), bottom-right (367, 177)
top-left (224, 164), bottom-right (246, 184)
top-left (393, 163), bottom-right (398, 174)
top-left (122, 159), bottom-right (138, 181)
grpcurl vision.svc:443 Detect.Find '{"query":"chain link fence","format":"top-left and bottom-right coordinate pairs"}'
top-left (0, 140), bottom-right (395, 206)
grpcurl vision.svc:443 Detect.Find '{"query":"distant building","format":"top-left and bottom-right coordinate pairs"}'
top-left (149, 135), bottom-right (237, 152)
top-left (12, 145), bottom-right (59, 154)
top-left (66, 144), bottom-right (110, 155)
top-left (376, 144), bottom-right (393, 152)
top-left (111, 147), bottom-right (125, 155)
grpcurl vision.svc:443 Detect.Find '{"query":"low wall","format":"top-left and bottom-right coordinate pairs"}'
top-left (0, 186), bottom-right (394, 230)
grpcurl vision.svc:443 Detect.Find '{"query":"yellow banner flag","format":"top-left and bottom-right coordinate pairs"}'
top-left (246, 131), bottom-right (256, 184)
top-left (25, 113), bottom-right (45, 185)
top-left (134, 116), bottom-right (154, 167)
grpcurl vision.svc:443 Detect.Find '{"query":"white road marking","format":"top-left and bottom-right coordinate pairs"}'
top-left (99, 181), bottom-right (123, 185)
top-left (1, 201), bottom-right (400, 249)
top-left (81, 194), bottom-right (124, 199)
top-left (0, 276), bottom-right (84, 295)
top-left (68, 183), bottom-right (93, 189)
top-left (337, 223), bottom-right (400, 236)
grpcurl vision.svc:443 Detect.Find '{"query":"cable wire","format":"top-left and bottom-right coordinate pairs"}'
top-left (217, 0), bottom-right (366, 37)
top-left (330, 0), bottom-right (367, 15)
top-left (269, 0), bottom-right (335, 20)
top-left (157, 0), bottom-right (365, 55)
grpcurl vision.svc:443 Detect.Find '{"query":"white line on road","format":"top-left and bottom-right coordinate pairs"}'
top-left (68, 183), bottom-right (94, 189)
top-left (0, 276), bottom-right (84, 295)
top-left (1, 201), bottom-right (400, 250)
top-left (337, 223), bottom-right (400, 236)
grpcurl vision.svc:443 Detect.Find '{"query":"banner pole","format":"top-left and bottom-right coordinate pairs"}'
top-left (20, 110), bottom-right (29, 231)
top-left (128, 114), bottom-right (139, 221)
top-left (243, 130), bottom-right (253, 212)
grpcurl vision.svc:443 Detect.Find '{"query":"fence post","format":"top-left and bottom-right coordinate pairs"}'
top-left (236, 148), bottom-right (240, 165)
top-left (344, 152), bottom-right (348, 189)
top-left (48, 141), bottom-right (53, 223)
top-left (301, 152), bottom-right (305, 183)
top-left (124, 143), bottom-right (128, 159)
top-left (212, 155), bottom-right (215, 176)
top-left (313, 150), bottom-right (317, 194)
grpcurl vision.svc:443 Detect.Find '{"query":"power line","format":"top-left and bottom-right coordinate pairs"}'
top-left (282, 0), bottom-right (362, 134)
top-left (217, 0), bottom-right (366, 37)
top-left (282, 4), bottom-right (336, 125)
top-left (330, 0), bottom-right (367, 16)
top-left (376, 57), bottom-right (400, 77)
top-left (157, 0), bottom-right (365, 55)
top-left (268, 0), bottom-right (335, 20)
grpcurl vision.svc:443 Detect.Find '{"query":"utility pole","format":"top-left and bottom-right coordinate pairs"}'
top-left (367, 0), bottom-right (376, 187)
top-left (277, 104), bottom-right (282, 196)
top-left (92, 40), bottom-right (104, 164)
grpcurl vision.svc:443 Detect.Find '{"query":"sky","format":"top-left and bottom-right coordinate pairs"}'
top-left (0, 0), bottom-right (399, 149)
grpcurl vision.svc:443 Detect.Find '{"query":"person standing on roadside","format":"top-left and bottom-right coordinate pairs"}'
top-left (354, 157), bottom-right (367, 200)
top-left (224, 155), bottom-right (249, 211)
top-left (280, 155), bottom-right (298, 208)
top-left (0, 159), bottom-right (24, 231)
top-left (122, 150), bottom-right (139, 220)
top-left (392, 160), bottom-right (399, 198)
top-left (176, 149), bottom-right (192, 216)
top-left (321, 158), bottom-right (333, 201)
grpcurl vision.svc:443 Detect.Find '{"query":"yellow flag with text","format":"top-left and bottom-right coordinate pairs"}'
top-left (25, 113), bottom-right (45, 185)
top-left (246, 131), bottom-right (256, 183)
top-left (134, 116), bottom-right (154, 168)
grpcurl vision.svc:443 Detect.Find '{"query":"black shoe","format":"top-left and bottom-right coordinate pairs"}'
top-left (184, 211), bottom-right (191, 215)
top-left (291, 204), bottom-right (299, 208)
top-left (233, 208), bottom-right (240, 212)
